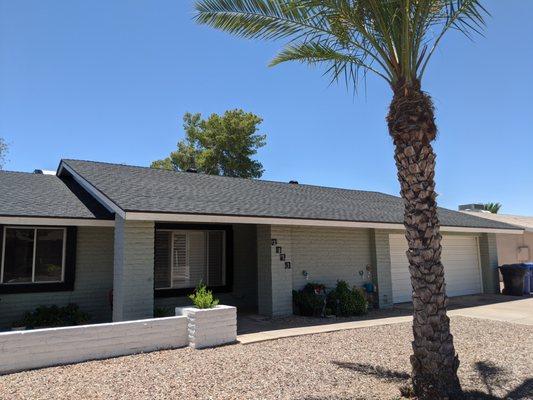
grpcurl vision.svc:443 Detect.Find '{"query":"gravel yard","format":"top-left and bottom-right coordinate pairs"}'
top-left (1, 316), bottom-right (531, 400)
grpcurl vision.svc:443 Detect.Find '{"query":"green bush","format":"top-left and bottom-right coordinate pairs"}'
top-left (189, 283), bottom-right (219, 309)
top-left (154, 307), bottom-right (174, 318)
top-left (327, 280), bottom-right (368, 317)
top-left (292, 282), bottom-right (326, 317)
top-left (17, 304), bottom-right (90, 329)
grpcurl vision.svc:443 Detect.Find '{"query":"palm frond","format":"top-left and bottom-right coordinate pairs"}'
top-left (195, 0), bottom-right (488, 89)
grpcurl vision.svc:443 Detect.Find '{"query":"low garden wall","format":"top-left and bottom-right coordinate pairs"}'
top-left (176, 305), bottom-right (237, 349)
top-left (0, 316), bottom-right (188, 375)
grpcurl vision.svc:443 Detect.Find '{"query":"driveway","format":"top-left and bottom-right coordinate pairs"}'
top-left (448, 295), bottom-right (533, 325)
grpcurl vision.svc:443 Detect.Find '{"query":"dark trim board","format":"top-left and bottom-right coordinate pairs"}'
top-left (0, 225), bottom-right (77, 294)
top-left (153, 223), bottom-right (234, 298)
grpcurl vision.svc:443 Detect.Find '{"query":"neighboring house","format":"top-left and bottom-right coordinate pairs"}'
top-left (0, 160), bottom-right (522, 327)
top-left (461, 209), bottom-right (533, 265)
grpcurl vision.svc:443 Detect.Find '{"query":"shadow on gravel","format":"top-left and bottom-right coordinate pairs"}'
top-left (332, 361), bottom-right (410, 383)
top-left (330, 360), bottom-right (533, 400)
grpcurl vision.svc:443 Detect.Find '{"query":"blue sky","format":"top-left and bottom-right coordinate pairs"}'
top-left (1, 1), bottom-right (532, 214)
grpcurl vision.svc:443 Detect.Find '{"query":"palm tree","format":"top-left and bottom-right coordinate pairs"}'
top-left (194, 1), bottom-right (487, 398)
top-left (484, 202), bottom-right (502, 214)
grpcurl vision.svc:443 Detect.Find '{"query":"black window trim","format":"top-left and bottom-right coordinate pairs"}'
top-left (154, 223), bottom-right (233, 298)
top-left (0, 225), bottom-right (77, 294)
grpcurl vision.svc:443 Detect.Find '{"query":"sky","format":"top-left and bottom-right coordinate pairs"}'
top-left (1, 0), bottom-right (532, 214)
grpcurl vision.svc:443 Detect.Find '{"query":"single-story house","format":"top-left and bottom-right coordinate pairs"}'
top-left (461, 209), bottom-right (533, 265)
top-left (0, 159), bottom-right (522, 327)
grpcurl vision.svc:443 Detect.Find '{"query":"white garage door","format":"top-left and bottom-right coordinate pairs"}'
top-left (389, 234), bottom-right (482, 303)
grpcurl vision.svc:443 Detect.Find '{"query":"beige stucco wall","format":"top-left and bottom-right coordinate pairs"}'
top-left (496, 232), bottom-right (533, 265)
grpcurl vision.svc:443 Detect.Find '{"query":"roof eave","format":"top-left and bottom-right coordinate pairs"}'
top-left (123, 211), bottom-right (523, 234)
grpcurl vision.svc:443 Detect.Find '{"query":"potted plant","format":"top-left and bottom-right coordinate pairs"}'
top-left (175, 283), bottom-right (236, 349)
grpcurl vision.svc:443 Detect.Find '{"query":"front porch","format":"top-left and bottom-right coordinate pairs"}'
top-left (111, 219), bottom-right (393, 322)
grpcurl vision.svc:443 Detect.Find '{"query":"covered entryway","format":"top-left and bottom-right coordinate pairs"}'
top-left (389, 234), bottom-right (483, 303)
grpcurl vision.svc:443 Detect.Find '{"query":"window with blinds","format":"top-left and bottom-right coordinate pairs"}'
top-left (154, 229), bottom-right (226, 290)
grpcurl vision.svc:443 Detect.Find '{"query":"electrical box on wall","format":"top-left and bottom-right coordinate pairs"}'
top-left (517, 246), bottom-right (530, 262)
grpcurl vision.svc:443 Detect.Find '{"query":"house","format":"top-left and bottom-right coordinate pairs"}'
top-left (461, 208), bottom-right (533, 265)
top-left (0, 159), bottom-right (522, 327)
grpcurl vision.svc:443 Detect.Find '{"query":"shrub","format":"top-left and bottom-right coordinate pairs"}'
top-left (17, 304), bottom-right (90, 329)
top-left (293, 282), bottom-right (327, 317)
top-left (154, 307), bottom-right (174, 318)
top-left (327, 280), bottom-right (368, 317)
top-left (189, 283), bottom-right (219, 309)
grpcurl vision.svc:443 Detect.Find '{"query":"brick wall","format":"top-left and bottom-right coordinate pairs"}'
top-left (0, 227), bottom-right (114, 328)
top-left (257, 225), bottom-right (375, 317)
top-left (113, 217), bottom-right (155, 321)
top-left (0, 316), bottom-right (188, 374)
top-left (291, 226), bottom-right (372, 290)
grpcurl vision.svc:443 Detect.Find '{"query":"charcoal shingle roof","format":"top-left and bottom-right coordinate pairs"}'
top-left (61, 159), bottom-right (518, 230)
top-left (0, 170), bottom-right (113, 220)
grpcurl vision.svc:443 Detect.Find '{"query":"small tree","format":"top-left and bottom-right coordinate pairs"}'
top-left (0, 138), bottom-right (8, 170)
top-left (152, 110), bottom-right (266, 178)
top-left (484, 202), bottom-right (502, 214)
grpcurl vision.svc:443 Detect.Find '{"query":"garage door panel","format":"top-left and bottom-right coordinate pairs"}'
top-left (389, 234), bottom-right (482, 303)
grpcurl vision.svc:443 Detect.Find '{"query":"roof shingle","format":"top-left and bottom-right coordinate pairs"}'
top-left (0, 170), bottom-right (113, 220)
top-left (62, 159), bottom-right (518, 230)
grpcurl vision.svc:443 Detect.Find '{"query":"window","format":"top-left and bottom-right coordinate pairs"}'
top-left (1, 227), bottom-right (66, 284)
top-left (154, 229), bottom-right (226, 290)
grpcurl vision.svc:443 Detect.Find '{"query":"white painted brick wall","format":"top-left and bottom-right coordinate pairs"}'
top-left (0, 316), bottom-right (188, 375)
top-left (113, 217), bottom-right (155, 321)
top-left (176, 305), bottom-right (237, 349)
top-left (0, 227), bottom-right (114, 328)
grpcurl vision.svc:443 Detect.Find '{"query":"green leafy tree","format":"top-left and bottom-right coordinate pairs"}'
top-left (0, 137), bottom-right (8, 170)
top-left (484, 202), bottom-right (502, 214)
top-left (151, 110), bottom-right (266, 178)
top-left (194, 1), bottom-right (487, 398)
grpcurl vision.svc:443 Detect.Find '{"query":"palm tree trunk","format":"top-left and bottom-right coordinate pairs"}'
top-left (387, 80), bottom-right (462, 400)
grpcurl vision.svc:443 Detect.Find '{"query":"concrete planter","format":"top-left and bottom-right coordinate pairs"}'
top-left (175, 305), bottom-right (237, 349)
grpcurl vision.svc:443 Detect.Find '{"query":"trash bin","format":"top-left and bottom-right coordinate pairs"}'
top-left (499, 264), bottom-right (530, 296)
top-left (526, 263), bottom-right (533, 294)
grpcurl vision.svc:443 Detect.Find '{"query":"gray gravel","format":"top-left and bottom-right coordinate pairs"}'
top-left (1, 316), bottom-right (531, 400)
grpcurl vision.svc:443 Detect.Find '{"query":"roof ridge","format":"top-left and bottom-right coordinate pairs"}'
top-left (0, 169), bottom-right (56, 176)
top-left (61, 158), bottom-right (396, 196)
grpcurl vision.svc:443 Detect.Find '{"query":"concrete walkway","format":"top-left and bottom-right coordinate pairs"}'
top-left (237, 295), bottom-right (533, 344)
top-left (449, 297), bottom-right (533, 325)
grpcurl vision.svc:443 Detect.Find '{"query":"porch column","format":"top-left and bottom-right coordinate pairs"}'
top-left (113, 216), bottom-right (155, 321)
top-left (478, 233), bottom-right (500, 294)
top-left (257, 225), bottom-right (293, 316)
top-left (371, 229), bottom-right (394, 308)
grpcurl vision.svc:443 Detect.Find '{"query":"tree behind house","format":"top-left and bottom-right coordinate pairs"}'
top-left (484, 202), bottom-right (502, 214)
top-left (151, 109), bottom-right (266, 178)
top-left (0, 138), bottom-right (8, 170)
